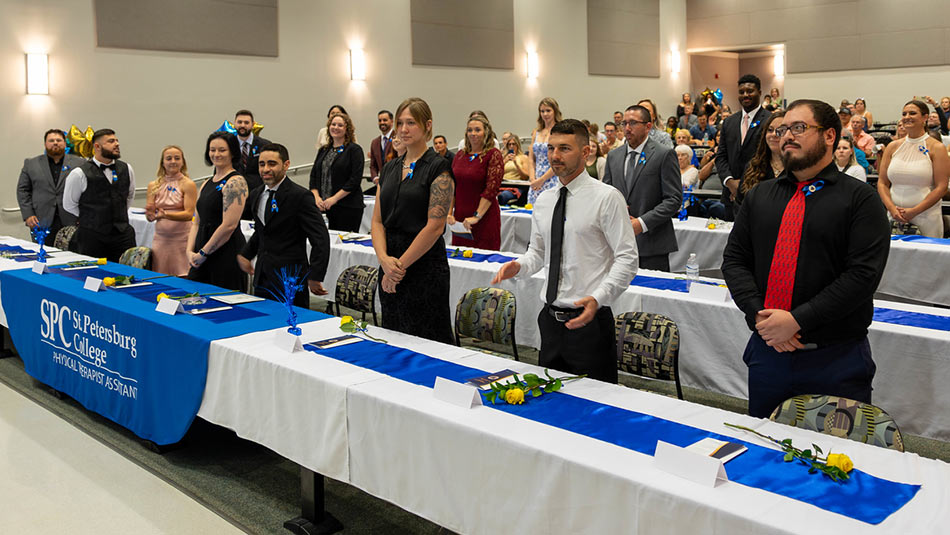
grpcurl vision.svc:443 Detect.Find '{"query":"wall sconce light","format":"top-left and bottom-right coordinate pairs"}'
top-left (26, 53), bottom-right (49, 95)
top-left (349, 48), bottom-right (366, 81)
top-left (525, 51), bottom-right (539, 79)
top-left (773, 53), bottom-right (784, 77)
top-left (670, 49), bottom-right (681, 74)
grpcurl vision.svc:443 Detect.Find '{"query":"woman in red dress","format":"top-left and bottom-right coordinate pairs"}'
top-left (448, 114), bottom-right (502, 250)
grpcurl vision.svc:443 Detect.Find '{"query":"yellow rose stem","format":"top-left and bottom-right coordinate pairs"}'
top-left (723, 423), bottom-right (847, 478)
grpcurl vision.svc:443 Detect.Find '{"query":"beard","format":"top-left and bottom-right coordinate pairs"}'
top-left (101, 147), bottom-right (120, 160)
top-left (236, 126), bottom-right (251, 137)
top-left (781, 140), bottom-right (826, 172)
top-left (47, 146), bottom-right (65, 158)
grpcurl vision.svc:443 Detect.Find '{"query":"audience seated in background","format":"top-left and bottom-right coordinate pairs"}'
top-left (849, 115), bottom-right (877, 155)
top-left (854, 98), bottom-right (873, 127)
top-left (676, 92), bottom-right (692, 118)
top-left (585, 137), bottom-right (607, 180)
top-left (432, 134), bottom-right (453, 161)
top-left (689, 113), bottom-right (717, 145)
top-left (675, 144), bottom-right (699, 188)
top-left (674, 129), bottom-right (692, 147)
top-left (835, 137), bottom-right (867, 182)
top-left (637, 98), bottom-right (674, 148)
top-left (678, 103), bottom-right (698, 130)
top-left (600, 121), bottom-right (623, 154)
top-left (838, 107), bottom-right (853, 137)
top-left (665, 116), bottom-right (678, 139)
top-left (697, 130), bottom-right (720, 187)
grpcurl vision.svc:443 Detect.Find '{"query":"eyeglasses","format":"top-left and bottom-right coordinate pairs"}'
top-left (774, 122), bottom-right (824, 137)
top-left (620, 120), bottom-right (649, 128)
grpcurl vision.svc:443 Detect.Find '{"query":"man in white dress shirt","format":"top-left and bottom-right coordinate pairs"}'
top-left (62, 128), bottom-right (136, 261)
top-left (493, 119), bottom-right (639, 383)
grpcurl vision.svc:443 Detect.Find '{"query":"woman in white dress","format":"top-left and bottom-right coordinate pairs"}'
top-left (834, 137), bottom-right (867, 182)
top-left (877, 100), bottom-right (949, 238)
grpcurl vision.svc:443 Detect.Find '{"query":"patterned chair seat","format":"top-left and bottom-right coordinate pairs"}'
top-left (454, 287), bottom-right (518, 361)
top-left (119, 246), bottom-right (152, 269)
top-left (615, 312), bottom-right (682, 399)
top-left (53, 225), bottom-right (78, 252)
top-left (334, 265), bottom-right (379, 325)
top-left (770, 394), bottom-right (904, 452)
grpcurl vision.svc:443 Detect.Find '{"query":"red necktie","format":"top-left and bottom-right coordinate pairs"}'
top-left (763, 180), bottom-right (816, 310)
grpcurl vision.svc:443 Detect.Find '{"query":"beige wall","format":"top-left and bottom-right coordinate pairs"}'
top-left (0, 0), bottom-right (688, 241)
top-left (738, 55), bottom-right (783, 106)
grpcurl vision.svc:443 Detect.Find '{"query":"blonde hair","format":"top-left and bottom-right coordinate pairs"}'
top-left (535, 97), bottom-right (563, 130)
top-left (504, 135), bottom-right (523, 156)
top-left (156, 145), bottom-right (188, 178)
top-left (395, 97), bottom-right (433, 141)
top-left (463, 115), bottom-right (496, 155)
top-left (326, 112), bottom-right (356, 146)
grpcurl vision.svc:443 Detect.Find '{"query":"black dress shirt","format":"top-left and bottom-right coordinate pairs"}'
top-left (722, 162), bottom-right (890, 345)
top-left (48, 155), bottom-right (64, 186)
top-left (378, 148), bottom-right (453, 236)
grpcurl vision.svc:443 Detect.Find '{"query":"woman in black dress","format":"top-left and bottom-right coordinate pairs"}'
top-left (310, 112), bottom-right (365, 232)
top-left (371, 97), bottom-right (455, 344)
top-left (186, 131), bottom-right (248, 291)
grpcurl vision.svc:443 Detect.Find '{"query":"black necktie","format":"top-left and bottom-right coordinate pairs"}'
top-left (546, 186), bottom-right (568, 304)
top-left (264, 189), bottom-right (276, 224)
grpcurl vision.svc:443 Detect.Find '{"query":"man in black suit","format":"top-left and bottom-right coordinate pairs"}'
top-left (715, 74), bottom-right (772, 220)
top-left (237, 143), bottom-right (330, 308)
top-left (17, 129), bottom-right (86, 245)
top-left (233, 109), bottom-right (270, 193)
top-left (602, 105), bottom-right (682, 271)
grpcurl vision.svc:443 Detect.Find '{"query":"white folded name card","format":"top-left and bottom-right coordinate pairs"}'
top-left (274, 329), bottom-right (303, 353)
top-left (155, 297), bottom-right (183, 315)
top-left (654, 440), bottom-right (729, 488)
top-left (433, 377), bottom-right (483, 409)
top-left (688, 282), bottom-right (731, 302)
top-left (83, 276), bottom-right (104, 292)
top-left (32, 261), bottom-right (48, 274)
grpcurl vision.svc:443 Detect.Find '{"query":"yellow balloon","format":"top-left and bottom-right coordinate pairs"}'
top-left (67, 124), bottom-right (95, 158)
top-left (252, 121), bottom-right (264, 136)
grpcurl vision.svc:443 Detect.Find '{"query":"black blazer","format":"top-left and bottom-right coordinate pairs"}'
top-left (236, 135), bottom-right (271, 193)
top-left (715, 107), bottom-right (771, 212)
top-left (241, 178), bottom-right (330, 292)
top-left (309, 143), bottom-right (365, 211)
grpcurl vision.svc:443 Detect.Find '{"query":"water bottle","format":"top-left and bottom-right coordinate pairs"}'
top-left (685, 253), bottom-right (699, 290)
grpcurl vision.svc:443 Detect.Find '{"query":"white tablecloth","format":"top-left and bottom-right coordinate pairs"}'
top-left (323, 233), bottom-right (950, 441)
top-left (0, 238), bottom-right (89, 327)
top-left (196, 315), bottom-right (950, 535)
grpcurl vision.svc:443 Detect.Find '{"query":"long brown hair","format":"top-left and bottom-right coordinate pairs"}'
top-left (463, 114), bottom-right (496, 155)
top-left (325, 112), bottom-right (356, 146)
top-left (535, 97), bottom-right (563, 130)
top-left (741, 110), bottom-right (785, 193)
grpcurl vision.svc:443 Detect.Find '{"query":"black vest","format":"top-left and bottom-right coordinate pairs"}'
top-left (78, 159), bottom-right (131, 234)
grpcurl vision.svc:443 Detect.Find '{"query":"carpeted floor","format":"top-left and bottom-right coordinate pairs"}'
top-left (2, 300), bottom-right (948, 534)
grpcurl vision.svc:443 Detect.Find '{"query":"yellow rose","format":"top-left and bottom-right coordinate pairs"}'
top-left (524, 203), bottom-right (533, 209)
top-left (102, 277), bottom-right (116, 287)
top-left (826, 453), bottom-right (853, 473)
top-left (707, 223), bottom-right (716, 230)
top-left (462, 250), bottom-right (473, 258)
top-left (505, 387), bottom-right (525, 405)
top-left (97, 258), bottom-right (107, 265)
top-left (341, 315), bottom-right (354, 325)
top-left (156, 292), bottom-right (170, 302)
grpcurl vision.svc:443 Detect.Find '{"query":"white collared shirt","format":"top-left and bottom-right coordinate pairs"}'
top-left (257, 177), bottom-right (286, 223)
top-left (516, 170), bottom-right (639, 308)
top-left (62, 157), bottom-right (136, 217)
top-left (623, 139), bottom-right (651, 233)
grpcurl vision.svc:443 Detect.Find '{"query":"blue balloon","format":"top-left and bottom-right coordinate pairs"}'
top-left (218, 120), bottom-right (237, 134)
top-left (713, 88), bottom-right (723, 103)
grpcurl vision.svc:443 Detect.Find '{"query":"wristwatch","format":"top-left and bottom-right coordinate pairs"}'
top-left (198, 249), bottom-right (208, 257)
top-left (473, 211), bottom-right (481, 219)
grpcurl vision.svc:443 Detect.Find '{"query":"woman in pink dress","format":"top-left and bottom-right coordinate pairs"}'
top-left (146, 146), bottom-right (197, 275)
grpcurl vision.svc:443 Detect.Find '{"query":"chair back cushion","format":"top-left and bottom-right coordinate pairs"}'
top-left (615, 312), bottom-right (679, 381)
top-left (770, 394), bottom-right (904, 452)
top-left (335, 265), bottom-right (379, 313)
top-left (455, 287), bottom-right (516, 345)
top-left (54, 225), bottom-right (78, 252)
top-left (119, 246), bottom-right (151, 269)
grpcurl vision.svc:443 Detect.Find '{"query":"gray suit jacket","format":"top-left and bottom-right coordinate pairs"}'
top-left (602, 138), bottom-right (682, 257)
top-left (17, 153), bottom-right (86, 226)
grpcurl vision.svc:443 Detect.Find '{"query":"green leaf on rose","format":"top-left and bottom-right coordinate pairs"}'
top-left (783, 452), bottom-right (794, 462)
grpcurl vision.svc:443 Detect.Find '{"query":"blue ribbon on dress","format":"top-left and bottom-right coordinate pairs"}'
top-left (304, 339), bottom-right (920, 525)
top-left (890, 234), bottom-right (950, 246)
top-left (629, 275), bottom-right (950, 332)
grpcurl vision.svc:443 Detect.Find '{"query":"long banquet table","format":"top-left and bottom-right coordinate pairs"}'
top-left (322, 232), bottom-right (950, 442)
top-left (1, 235), bottom-right (949, 534)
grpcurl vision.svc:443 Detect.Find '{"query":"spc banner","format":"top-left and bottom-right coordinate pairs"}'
top-left (1, 262), bottom-right (328, 444)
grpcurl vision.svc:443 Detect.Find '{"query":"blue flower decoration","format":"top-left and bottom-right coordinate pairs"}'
top-left (638, 153), bottom-right (647, 166)
top-left (802, 179), bottom-right (825, 197)
top-left (406, 161), bottom-right (416, 180)
top-left (678, 185), bottom-right (696, 220)
top-left (468, 153), bottom-right (479, 162)
top-left (750, 120), bottom-right (761, 129)
top-left (336, 145), bottom-right (345, 153)
top-left (215, 178), bottom-right (229, 191)
top-left (918, 145), bottom-right (929, 155)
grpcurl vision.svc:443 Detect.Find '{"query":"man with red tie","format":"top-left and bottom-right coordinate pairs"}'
top-left (722, 99), bottom-right (890, 418)
top-left (369, 109), bottom-right (394, 184)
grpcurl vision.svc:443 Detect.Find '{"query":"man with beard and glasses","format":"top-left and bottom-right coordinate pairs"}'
top-left (17, 129), bottom-right (86, 245)
top-left (63, 129), bottom-right (137, 261)
top-left (722, 99), bottom-right (890, 418)
top-left (715, 74), bottom-right (771, 219)
top-left (493, 119), bottom-right (638, 383)
top-left (238, 143), bottom-right (330, 307)
top-left (233, 109), bottom-right (270, 193)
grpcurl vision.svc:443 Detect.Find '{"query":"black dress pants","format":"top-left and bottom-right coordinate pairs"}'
top-left (538, 305), bottom-right (617, 383)
top-left (77, 226), bottom-right (136, 262)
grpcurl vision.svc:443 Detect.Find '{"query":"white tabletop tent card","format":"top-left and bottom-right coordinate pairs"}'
top-left (83, 276), bottom-right (104, 292)
top-left (155, 296), bottom-right (183, 315)
top-left (433, 377), bottom-right (483, 409)
top-left (653, 439), bottom-right (746, 488)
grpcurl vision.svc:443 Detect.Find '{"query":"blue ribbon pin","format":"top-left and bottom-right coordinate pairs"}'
top-left (803, 179), bottom-right (825, 197)
top-left (336, 145), bottom-right (345, 153)
top-left (270, 197), bottom-right (278, 213)
top-left (406, 161), bottom-right (416, 180)
top-left (468, 153), bottom-right (479, 162)
top-left (918, 145), bottom-right (929, 155)
top-left (638, 153), bottom-right (647, 166)
top-left (750, 120), bottom-right (761, 129)
top-left (215, 178), bottom-right (229, 192)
